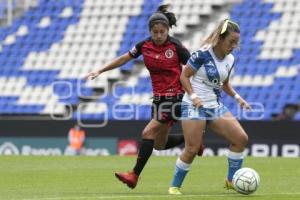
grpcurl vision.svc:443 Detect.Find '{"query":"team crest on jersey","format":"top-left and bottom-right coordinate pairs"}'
top-left (165, 49), bottom-right (174, 58)
top-left (206, 67), bottom-right (219, 85)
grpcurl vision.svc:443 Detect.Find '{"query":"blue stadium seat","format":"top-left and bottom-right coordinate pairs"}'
top-left (0, 0), bottom-right (299, 120)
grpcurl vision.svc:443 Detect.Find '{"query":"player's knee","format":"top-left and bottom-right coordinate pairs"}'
top-left (237, 133), bottom-right (248, 148)
top-left (184, 145), bottom-right (199, 156)
top-left (153, 143), bottom-right (165, 150)
top-left (142, 128), bottom-right (155, 139)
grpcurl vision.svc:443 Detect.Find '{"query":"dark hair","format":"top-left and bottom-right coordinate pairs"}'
top-left (148, 4), bottom-right (177, 30)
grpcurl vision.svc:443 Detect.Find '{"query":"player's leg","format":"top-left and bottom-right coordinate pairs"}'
top-left (134, 119), bottom-right (169, 173)
top-left (208, 111), bottom-right (248, 187)
top-left (169, 119), bottom-right (206, 194)
top-left (154, 123), bottom-right (205, 155)
top-left (152, 97), bottom-right (185, 150)
top-left (115, 119), bottom-right (164, 189)
top-left (154, 125), bottom-right (188, 150)
top-left (154, 97), bottom-right (204, 154)
top-left (153, 123), bottom-right (173, 150)
top-left (180, 120), bottom-right (206, 163)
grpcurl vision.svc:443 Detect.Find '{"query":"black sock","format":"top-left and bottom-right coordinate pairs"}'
top-left (164, 134), bottom-right (185, 149)
top-left (133, 139), bottom-right (154, 176)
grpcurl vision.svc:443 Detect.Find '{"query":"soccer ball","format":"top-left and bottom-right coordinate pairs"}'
top-left (232, 167), bottom-right (260, 195)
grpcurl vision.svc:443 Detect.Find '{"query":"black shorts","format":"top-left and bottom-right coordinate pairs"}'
top-left (151, 94), bottom-right (183, 126)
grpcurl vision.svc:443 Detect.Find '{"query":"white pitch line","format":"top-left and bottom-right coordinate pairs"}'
top-left (19, 193), bottom-right (300, 200)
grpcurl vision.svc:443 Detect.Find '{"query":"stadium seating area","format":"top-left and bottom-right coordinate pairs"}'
top-left (0, 0), bottom-right (299, 120)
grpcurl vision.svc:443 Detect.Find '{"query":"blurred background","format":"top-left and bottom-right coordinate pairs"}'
top-left (0, 0), bottom-right (299, 157)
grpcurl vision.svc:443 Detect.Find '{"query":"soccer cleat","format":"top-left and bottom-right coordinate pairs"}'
top-left (197, 143), bottom-right (205, 156)
top-left (224, 179), bottom-right (235, 190)
top-left (168, 187), bottom-right (182, 195)
top-left (115, 171), bottom-right (139, 189)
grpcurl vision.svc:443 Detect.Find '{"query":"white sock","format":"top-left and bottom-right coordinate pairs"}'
top-left (176, 157), bottom-right (191, 171)
top-left (228, 150), bottom-right (244, 160)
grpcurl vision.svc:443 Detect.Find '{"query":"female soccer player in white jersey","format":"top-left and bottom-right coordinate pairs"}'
top-left (168, 19), bottom-right (251, 195)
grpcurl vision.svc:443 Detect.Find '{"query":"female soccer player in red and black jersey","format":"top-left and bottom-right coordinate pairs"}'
top-left (85, 4), bottom-right (204, 189)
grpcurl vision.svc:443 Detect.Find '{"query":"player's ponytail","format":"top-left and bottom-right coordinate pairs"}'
top-left (157, 4), bottom-right (177, 28)
top-left (148, 4), bottom-right (177, 29)
top-left (201, 21), bottom-right (224, 48)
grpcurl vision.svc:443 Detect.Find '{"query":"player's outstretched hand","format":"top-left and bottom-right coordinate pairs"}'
top-left (84, 71), bottom-right (101, 80)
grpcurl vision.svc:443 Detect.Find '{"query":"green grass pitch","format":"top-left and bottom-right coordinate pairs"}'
top-left (0, 156), bottom-right (299, 200)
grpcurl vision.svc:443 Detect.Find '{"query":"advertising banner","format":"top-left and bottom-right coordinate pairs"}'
top-left (0, 137), bottom-right (117, 156)
top-left (0, 120), bottom-right (299, 157)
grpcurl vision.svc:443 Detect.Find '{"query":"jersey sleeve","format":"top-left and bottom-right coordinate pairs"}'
top-left (187, 51), bottom-right (205, 71)
top-left (128, 40), bottom-right (144, 58)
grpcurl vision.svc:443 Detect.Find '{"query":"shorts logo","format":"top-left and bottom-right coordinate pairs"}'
top-left (188, 108), bottom-right (199, 117)
top-left (165, 49), bottom-right (174, 58)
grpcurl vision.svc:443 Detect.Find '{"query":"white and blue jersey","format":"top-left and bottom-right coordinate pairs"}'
top-left (182, 47), bottom-right (234, 108)
top-left (181, 47), bottom-right (234, 120)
